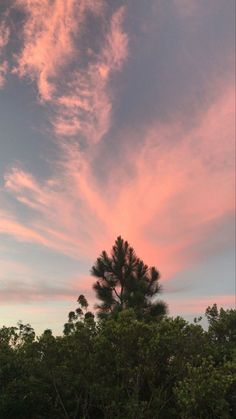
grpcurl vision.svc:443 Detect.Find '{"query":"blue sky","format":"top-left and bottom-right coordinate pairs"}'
top-left (0, 0), bottom-right (235, 334)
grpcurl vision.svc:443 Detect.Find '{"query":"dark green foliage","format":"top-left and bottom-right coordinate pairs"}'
top-left (92, 236), bottom-right (167, 319)
top-left (206, 304), bottom-right (236, 345)
top-left (0, 305), bottom-right (235, 418)
top-left (0, 242), bottom-right (235, 418)
top-left (64, 294), bottom-right (94, 335)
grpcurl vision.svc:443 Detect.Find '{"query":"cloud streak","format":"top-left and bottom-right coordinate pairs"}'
top-left (0, 14), bottom-right (10, 88)
top-left (0, 268), bottom-right (95, 304)
top-left (0, 0), bottom-right (234, 310)
top-left (52, 5), bottom-right (128, 142)
top-left (168, 294), bottom-right (235, 315)
top-left (11, 1), bottom-right (128, 143)
top-left (14, 0), bottom-right (103, 101)
top-left (2, 80), bottom-right (235, 281)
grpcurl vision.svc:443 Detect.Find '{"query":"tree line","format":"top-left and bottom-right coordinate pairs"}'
top-left (0, 237), bottom-right (235, 418)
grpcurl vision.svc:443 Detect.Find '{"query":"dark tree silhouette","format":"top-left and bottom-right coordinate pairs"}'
top-left (92, 236), bottom-right (167, 319)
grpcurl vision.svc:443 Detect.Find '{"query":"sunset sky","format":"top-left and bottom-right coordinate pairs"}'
top-left (0, 0), bottom-right (235, 334)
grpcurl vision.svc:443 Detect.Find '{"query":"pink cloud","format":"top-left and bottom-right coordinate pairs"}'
top-left (0, 17), bottom-right (10, 88)
top-left (168, 295), bottom-right (235, 315)
top-left (103, 6), bottom-right (129, 72)
top-left (0, 271), bottom-right (94, 304)
top-left (0, 60), bottom-right (8, 88)
top-left (0, 0), bottom-right (234, 319)
top-left (0, 1), bottom-right (234, 288)
top-left (3, 156), bottom-right (110, 259)
top-left (0, 259), bottom-right (31, 280)
top-left (14, 0), bottom-right (104, 101)
top-left (0, 209), bottom-right (49, 246)
top-left (10, 1), bottom-right (128, 143)
top-left (0, 280), bottom-right (72, 303)
top-left (105, 84), bottom-right (235, 274)
top-left (2, 81), bottom-right (234, 282)
top-left (52, 6), bottom-right (128, 142)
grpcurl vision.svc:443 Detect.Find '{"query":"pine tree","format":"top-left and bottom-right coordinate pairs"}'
top-left (92, 236), bottom-right (167, 319)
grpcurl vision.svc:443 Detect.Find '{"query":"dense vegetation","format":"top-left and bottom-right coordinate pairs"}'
top-left (1, 238), bottom-right (235, 418)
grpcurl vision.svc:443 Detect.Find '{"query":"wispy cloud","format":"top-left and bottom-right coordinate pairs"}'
top-left (168, 294), bottom-right (235, 315)
top-left (0, 270), bottom-right (94, 304)
top-left (0, 16), bottom-right (10, 87)
top-left (53, 6), bottom-right (128, 142)
top-left (0, 208), bottom-right (51, 247)
top-left (2, 81), bottom-right (234, 280)
top-left (2, 155), bottom-right (110, 259)
top-left (0, 0), bottom-right (234, 310)
top-left (0, 0), bottom-right (128, 263)
top-left (108, 83), bottom-right (235, 274)
top-left (14, 0), bottom-right (103, 101)
top-left (11, 1), bottom-right (128, 143)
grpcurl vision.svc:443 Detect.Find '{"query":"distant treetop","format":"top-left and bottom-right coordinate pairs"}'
top-left (91, 236), bottom-right (167, 320)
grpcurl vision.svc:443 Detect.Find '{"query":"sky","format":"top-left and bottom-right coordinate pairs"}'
top-left (0, 0), bottom-right (235, 334)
